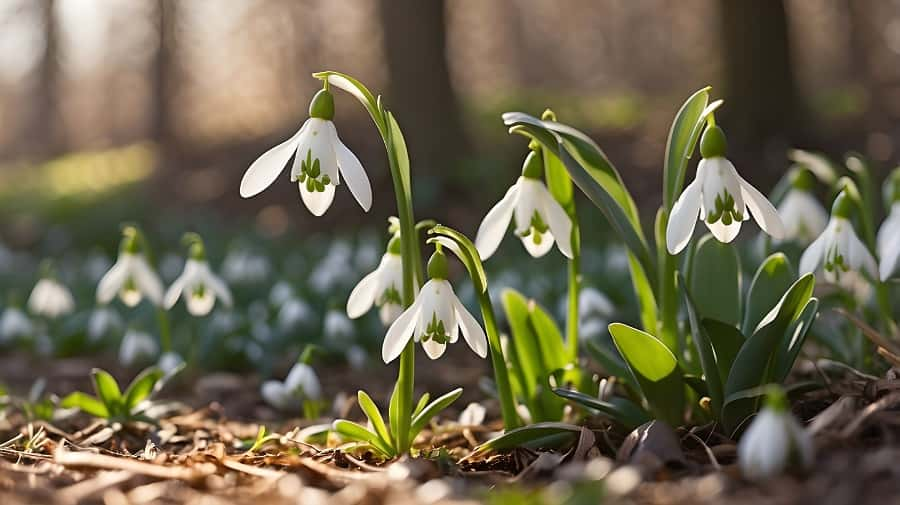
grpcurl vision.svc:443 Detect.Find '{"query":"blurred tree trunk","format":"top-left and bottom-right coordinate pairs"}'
top-left (151, 0), bottom-right (174, 151)
top-left (719, 0), bottom-right (798, 148)
top-left (378, 0), bottom-right (469, 180)
top-left (26, 0), bottom-right (60, 157)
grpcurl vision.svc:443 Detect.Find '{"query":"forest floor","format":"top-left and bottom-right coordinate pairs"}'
top-left (1, 354), bottom-right (899, 505)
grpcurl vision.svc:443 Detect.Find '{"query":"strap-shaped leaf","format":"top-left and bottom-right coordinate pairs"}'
top-left (688, 234), bottom-right (742, 327)
top-left (412, 393), bottom-right (430, 419)
top-left (470, 422), bottom-right (581, 456)
top-left (123, 367), bottom-right (164, 412)
top-left (586, 341), bottom-right (630, 382)
top-left (60, 392), bottom-right (109, 418)
top-left (91, 369), bottom-right (122, 411)
top-left (722, 274), bottom-right (815, 435)
top-left (409, 388), bottom-right (463, 440)
top-left (357, 390), bottom-right (393, 448)
top-left (742, 253), bottom-right (797, 336)
top-left (553, 388), bottom-right (650, 430)
top-left (664, 87), bottom-right (711, 209)
top-left (702, 318), bottom-right (745, 382)
top-left (332, 420), bottom-right (394, 457)
top-left (501, 289), bottom-right (543, 403)
top-left (770, 298), bottom-right (819, 383)
top-left (608, 323), bottom-right (684, 426)
top-left (679, 273), bottom-right (724, 417)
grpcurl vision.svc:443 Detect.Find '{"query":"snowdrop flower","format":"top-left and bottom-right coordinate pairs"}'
top-left (558, 287), bottom-right (615, 339)
top-left (383, 248), bottom-right (488, 362)
top-left (311, 240), bottom-right (356, 294)
top-left (0, 306), bottom-right (32, 343)
top-left (157, 351), bottom-right (185, 376)
top-left (666, 125), bottom-right (784, 254)
top-left (476, 149), bottom-right (573, 259)
top-left (164, 234), bottom-right (233, 316)
top-left (119, 329), bottom-right (159, 366)
top-left (239, 87), bottom-right (372, 216)
top-left (877, 174), bottom-right (900, 280)
top-left (261, 363), bottom-right (322, 412)
top-left (96, 228), bottom-right (164, 307)
top-left (738, 387), bottom-right (813, 480)
top-left (347, 236), bottom-right (404, 325)
top-left (323, 309), bottom-right (354, 346)
top-left (87, 307), bottom-right (123, 343)
top-left (800, 191), bottom-right (877, 285)
top-left (221, 249), bottom-right (271, 285)
top-left (777, 169), bottom-right (828, 245)
top-left (28, 277), bottom-right (75, 318)
top-left (277, 297), bottom-right (314, 332)
top-left (345, 345), bottom-right (368, 370)
top-left (269, 281), bottom-right (295, 307)
top-left (458, 402), bottom-right (486, 426)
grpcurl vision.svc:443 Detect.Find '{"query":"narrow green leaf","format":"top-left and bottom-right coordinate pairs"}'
top-left (60, 392), bottom-right (109, 418)
top-left (771, 298), bottom-right (819, 383)
top-left (357, 390), bottom-right (393, 448)
top-left (586, 341), bottom-right (630, 382)
top-left (664, 87), bottom-right (710, 210)
top-left (688, 234), bottom-right (742, 326)
top-left (608, 323), bottom-right (684, 426)
top-left (388, 382), bottom-right (401, 445)
top-left (386, 112), bottom-right (412, 208)
top-left (412, 393), bottom-right (430, 419)
top-left (471, 422), bottom-right (581, 456)
top-left (702, 318), bottom-right (745, 382)
top-left (122, 367), bottom-right (164, 412)
top-left (543, 137), bottom-right (575, 214)
top-left (553, 388), bottom-right (650, 430)
top-left (501, 289), bottom-right (543, 404)
top-left (409, 388), bottom-right (463, 440)
top-left (679, 273), bottom-right (724, 416)
top-left (742, 253), bottom-right (797, 336)
top-left (628, 251), bottom-right (659, 336)
top-left (332, 420), bottom-right (394, 457)
top-left (528, 301), bottom-right (568, 372)
top-left (91, 369), bottom-right (122, 411)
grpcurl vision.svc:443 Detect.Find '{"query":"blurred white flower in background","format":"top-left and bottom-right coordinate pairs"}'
top-left (165, 235), bottom-right (233, 317)
top-left (221, 249), bottom-right (271, 285)
top-left (0, 306), bottom-right (32, 344)
top-left (269, 281), bottom-right (295, 307)
top-left (458, 402), bottom-right (486, 426)
top-left (82, 252), bottom-right (113, 284)
top-left (28, 278), bottom-right (75, 319)
top-left (278, 297), bottom-right (314, 332)
top-left (96, 234), bottom-right (164, 307)
top-left (558, 287), bottom-right (616, 340)
top-left (86, 307), bottom-right (123, 343)
top-left (776, 170), bottom-right (827, 245)
top-left (738, 388), bottom-right (813, 480)
top-left (208, 309), bottom-right (242, 335)
top-left (323, 309), bottom-right (355, 346)
top-left (877, 201), bottom-right (900, 280)
top-left (119, 329), bottom-right (158, 367)
top-left (158, 351), bottom-right (185, 376)
top-left (261, 363), bottom-right (322, 412)
top-left (311, 241), bottom-right (357, 294)
top-left (800, 191), bottom-right (876, 288)
top-left (345, 345), bottom-right (368, 370)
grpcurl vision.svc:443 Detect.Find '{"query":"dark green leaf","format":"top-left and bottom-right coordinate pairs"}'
top-left (742, 253), bottom-right (796, 336)
top-left (664, 87), bottom-right (710, 209)
top-left (770, 299), bottom-right (819, 383)
top-left (679, 273), bottom-right (724, 416)
top-left (553, 388), bottom-right (650, 430)
top-left (471, 422), bottom-right (581, 456)
top-left (702, 318), bottom-right (745, 382)
top-left (688, 234), bottom-right (742, 326)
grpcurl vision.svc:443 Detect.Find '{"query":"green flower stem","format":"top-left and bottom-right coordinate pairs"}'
top-left (477, 291), bottom-right (521, 429)
top-left (156, 308), bottom-right (172, 353)
top-left (565, 252), bottom-right (580, 362)
top-left (656, 209), bottom-right (680, 353)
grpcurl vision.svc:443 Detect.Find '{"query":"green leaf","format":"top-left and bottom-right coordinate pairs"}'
top-left (586, 341), bottom-right (630, 382)
top-left (552, 388), bottom-right (650, 430)
top-left (428, 227), bottom-right (488, 293)
top-left (702, 318), bottom-right (745, 382)
top-left (470, 422), bottom-right (581, 456)
top-left (388, 382), bottom-right (401, 446)
top-left (332, 420), bottom-right (394, 457)
top-left (770, 298), bottom-right (819, 383)
top-left (608, 323), bottom-right (684, 426)
top-left (502, 289), bottom-right (543, 408)
top-left (688, 234), bottom-right (742, 326)
top-left (60, 392), bottom-right (109, 418)
top-left (409, 388), bottom-right (463, 440)
top-left (122, 367), bottom-right (164, 412)
top-left (679, 273), bottom-right (724, 416)
top-left (629, 250), bottom-right (659, 336)
top-left (357, 390), bottom-right (393, 448)
top-left (91, 369), bottom-right (122, 411)
top-left (412, 393), bottom-right (430, 419)
top-left (664, 87), bottom-right (711, 209)
top-left (722, 274), bottom-right (815, 435)
top-left (528, 300), bottom-right (568, 373)
top-left (386, 111), bottom-right (412, 208)
top-left (742, 253), bottom-right (797, 336)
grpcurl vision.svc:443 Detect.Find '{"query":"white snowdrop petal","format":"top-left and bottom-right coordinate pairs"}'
top-left (186, 290), bottom-right (216, 316)
top-left (847, 229), bottom-right (878, 279)
top-left (422, 337), bottom-right (447, 359)
top-left (96, 259), bottom-right (129, 304)
top-left (537, 183), bottom-right (574, 258)
top-left (475, 184), bottom-right (519, 260)
top-left (205, 271), bottom-right (233, 308)
top-left (261, 381), bottom-right (291, 410)
top-left (520, 230), bottom-right (555, 257)
top-left (334, 135), bottom-right (372, 211)
top-left (453, 296), bottom-right (488, 358)
top-left (299, 181), bottom-right (336, 216)
top-left (705, 217), bottom-right (742, 243)
top-left (132, 256), bottom-right (164, 306)
top-left (382, 299), bottom-right (421, 363)
top-left (285, 363), bottom-right (322, 400)
top-left (799, 224), bottom-right (831, 275)
top-left (346, 270), bottom-right (381, 319)
top-left (739, 174), bottom-right (785, 239)
top-left (163, 274), bottom-right (187, 309)
top-left (379, 303), bottom-right (403, 326)
top-left (879, 234), bottom-right (900, 281)
top-left (240, 124), bottom-right (305, 198)
top-left (666, 178), bottom-right (703, 254)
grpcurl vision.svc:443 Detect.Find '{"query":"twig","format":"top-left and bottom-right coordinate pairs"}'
top-left (55, 447), bottom-right (216, 482)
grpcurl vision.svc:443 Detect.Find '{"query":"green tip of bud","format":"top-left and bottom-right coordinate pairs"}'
top-left (521, 150), bottom-right (544, 179)
top-left (541, 108), bottom-right (557, 122)
top-left (309, 88), bottom-right (335, 120)
top-left (182, 232), bottom-right (206, 261)
top-left (700, 125), bottom-right (728, 159)
top-left (121, 233), bottom-right (139, 254)
top-left (387, 236), bottom-right (402, 255)
top-left (763, 385), bottom-right (789, 413)
top-left (427, 249), bottom-right (449, 280)
top-left (831, 190), bottom-right (855, 219)
top-left (528, 139), bottom-right (541, 152)
top-left (790, 168), bottom-right (816, 191)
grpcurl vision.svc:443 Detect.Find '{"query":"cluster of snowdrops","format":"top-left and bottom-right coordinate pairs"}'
top-left (13, 72), bottom-right (900, 482)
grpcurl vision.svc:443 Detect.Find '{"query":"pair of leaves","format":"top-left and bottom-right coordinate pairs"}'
top-left (61, 367), bottom-right (164, 421)
top-left (552, 388), bottom-right (650, 431)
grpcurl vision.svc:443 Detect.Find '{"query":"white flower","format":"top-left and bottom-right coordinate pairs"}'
top-left (239, 88), bottom-right (372, 216)
top-left (667, 157), bottom-right (784, 254)
top-left (800, 194), bottom-right (877, 286)
top-left (119, 329), bottom-right (159, 366)
top-left (0, 307), bottom-right (32, 343)
top-left (277, 297), bottom-right (314, 332)
top-left (158, 351), bottom-right (185, 376)
top-left (458, 402), bottom-right (486, 426)
top-left (347, 241), bottom-right (404, 325)
top-left (28, 278), bottom-right (75, 318)
top-left (778, 189), bottom-right (828, 245)
top-left (323, 309), bottom-right (354, 345)
top-left (269, 281), bottom-right (295, 307)
top-left (738, 404), bottom-right (813, 480)
top-left (382, 267), bottom-right (488, 362)
top-left (165, 259), bottom-right (233, 316)
top-left (87, 307), bottom-right (123, 343)
top-left (221, 249), bottom-right (271, 285)
top-left (345, 345), bottom-right (368, 370)
top-left (261, 363), bottom-right (322, 412)
top-left (877, 202), bottom-right (900, 281)
top-left (558, 287), bottom-right (615, 339)
top-left (476, 172), bottom-right (573, 260)
top-left (96, 252), bottom-right (164, 307)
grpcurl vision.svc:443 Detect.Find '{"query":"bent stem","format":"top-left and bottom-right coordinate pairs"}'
top-left (478, 292), bottom-right (521, 430)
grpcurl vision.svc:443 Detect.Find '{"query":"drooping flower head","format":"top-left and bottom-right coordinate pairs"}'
top-left (738, 386), bottom-right (813, 480)
top-left (777, 169), bottom-right (828, 245)
top-left (347, 234), bottom-right (405, 325)
top-left (382, 247), bottom-right (487, 362)
top-left (666, 124), bottom-right (785, 254)
top-left (877, 169), bottom-right (900, 281)
top-left (96, 226), bottom-right (164, 308)
top-left (239, 84), bottom-right (372, 216)
top-left (261, 362), bottom-right (322, 412)
top-left (164, 233), bottom-right (233, 316)
top-left (475, 146), bottom-right (573, 260)
top-left (28, 265), bottom-right (75, 319)
top-left (800, 190), bottom-right (877, 286)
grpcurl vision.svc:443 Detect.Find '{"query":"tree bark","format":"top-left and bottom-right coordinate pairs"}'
top-left (26, 0), bottom-right (60, 157)
top-left (150, 0), bottom-right (174, 148)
